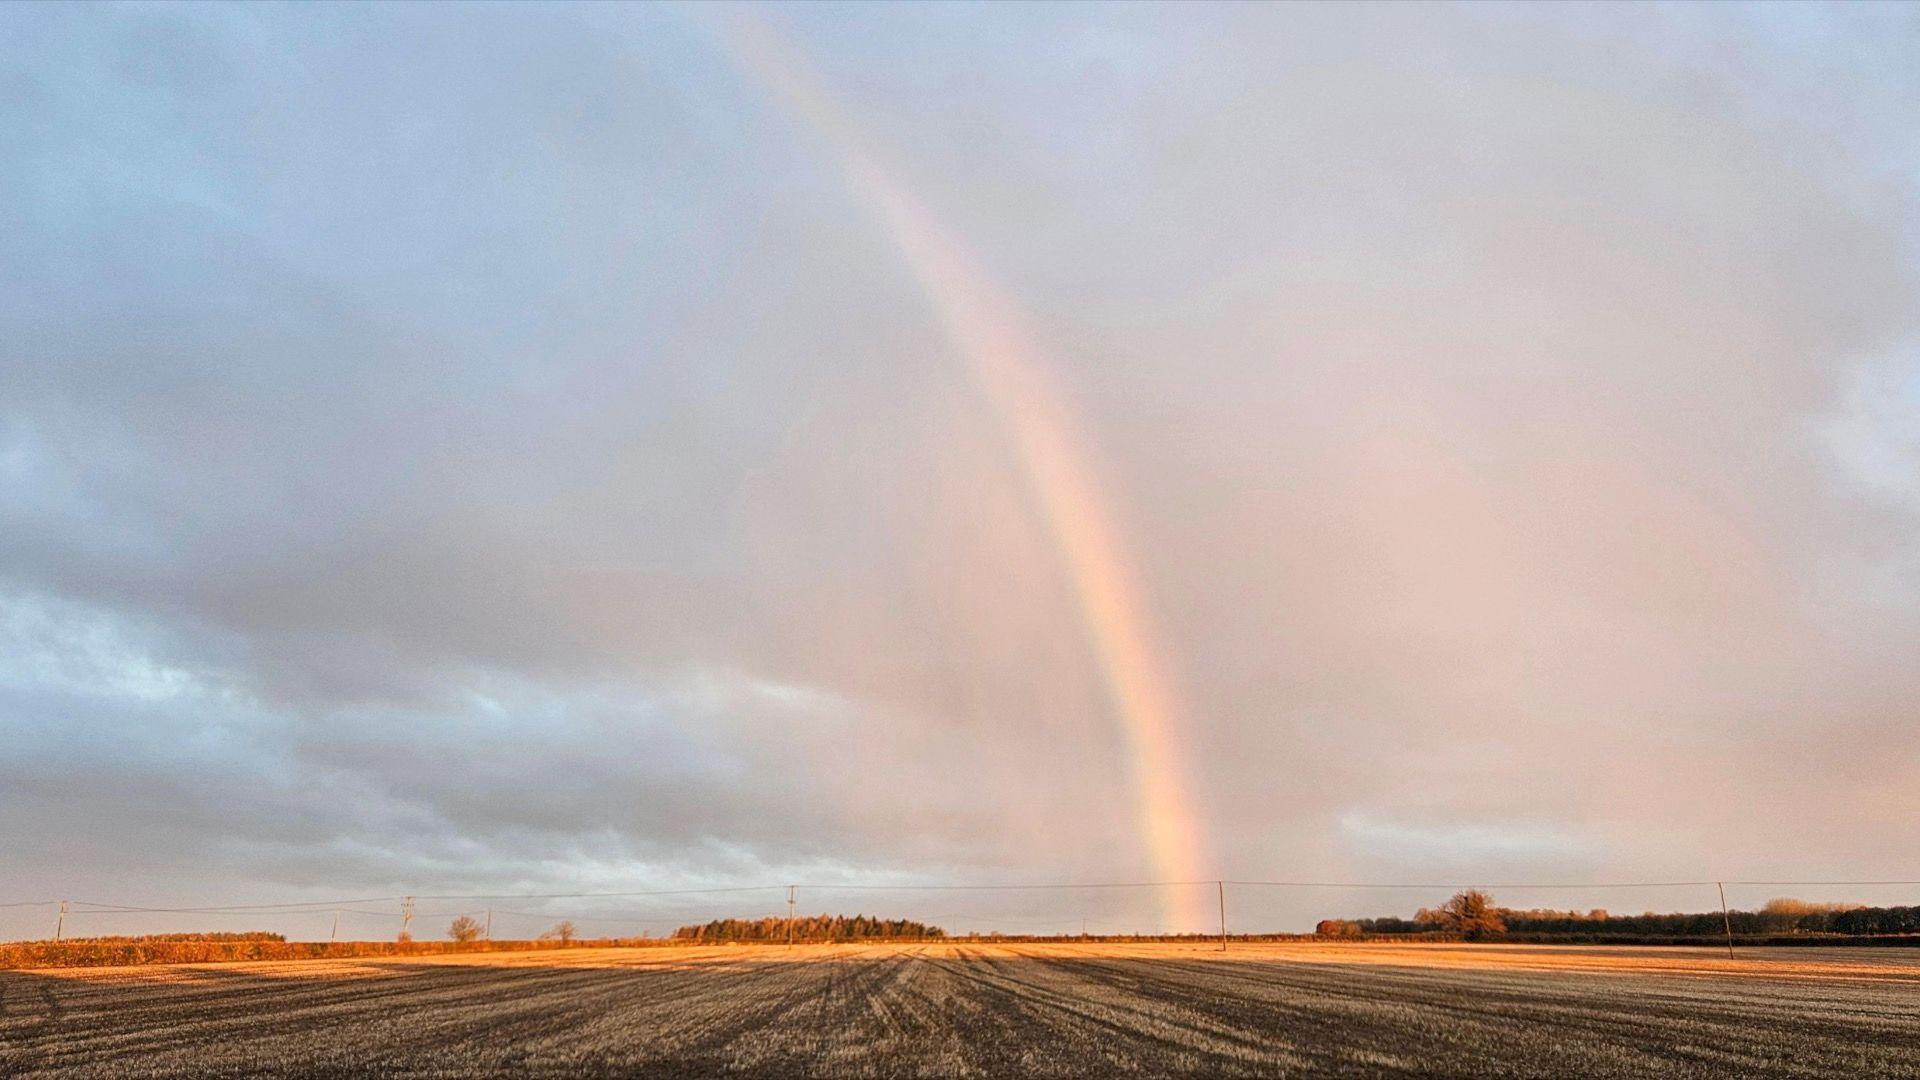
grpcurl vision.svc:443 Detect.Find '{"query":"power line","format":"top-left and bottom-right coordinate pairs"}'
top-left (10, 876), bottom-right (1916, 921)
top-left (411, 886), bottom-right (786, 901)
top-left (1721, 880), bottom-right (1920, 887)
top-left (799, 880), bottom-right (1221, 892)
top-left (489, 910), bottom-right (688, 924)
top-left (69, 897), bottom-right (400, 913)
top-left (1224, 880), bottom-right (1720, 890)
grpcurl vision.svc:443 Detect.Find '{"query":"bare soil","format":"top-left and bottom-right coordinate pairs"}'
top-left (1, 941), bottom-right (1915, 1077)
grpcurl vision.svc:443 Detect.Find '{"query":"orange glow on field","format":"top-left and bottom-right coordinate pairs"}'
top-left (728, 22), bottom-right (1212, 929)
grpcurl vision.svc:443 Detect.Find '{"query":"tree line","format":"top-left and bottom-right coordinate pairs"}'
top-left (672, 914), bottom-right (946, 942)
top-left (50, 932), bottom-right (287, 944)
top-left (1319, 891), bottom-right (1920, 940)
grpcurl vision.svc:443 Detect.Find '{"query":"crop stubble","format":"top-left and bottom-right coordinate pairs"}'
top-left (1, 942), bottom-right (1916, 1077)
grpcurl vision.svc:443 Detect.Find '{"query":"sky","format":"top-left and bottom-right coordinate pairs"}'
top-left (3, 1), bottom-right (1919, 941)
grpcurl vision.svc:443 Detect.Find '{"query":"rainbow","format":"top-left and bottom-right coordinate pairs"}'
top-left (725, 21), bottom-right (1212, 930)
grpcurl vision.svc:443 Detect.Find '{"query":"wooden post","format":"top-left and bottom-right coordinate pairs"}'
top-left (1217, 881), bottom-right (1228, 952)
top-left (1717, 882), bottom-right (1735, 960)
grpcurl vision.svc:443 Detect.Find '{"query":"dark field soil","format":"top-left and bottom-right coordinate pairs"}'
top-left (1, 942), bottom-right (1916, 1077)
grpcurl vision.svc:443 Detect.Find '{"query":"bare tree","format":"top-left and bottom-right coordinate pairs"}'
top-left (540, 920), bottom-right (577, 944)
top-left (1432, 890), bottom-right (1505, 940)
top-left (448, 915), bottom-right (483, 943)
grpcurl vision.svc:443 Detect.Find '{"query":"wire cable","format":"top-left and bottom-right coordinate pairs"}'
top-left (1721, 879), bottom-right (1920, 887)
top-left (1223, 880), bottom-right (1719, 890)
top-left (410, 886), bottom-right (785, 901)
top-left (22, 877), bottom-right (1917, 922)
top-left (70, 897), bottom-right (401, 913)
top-left (798, 880), bottom-right (1221, 892)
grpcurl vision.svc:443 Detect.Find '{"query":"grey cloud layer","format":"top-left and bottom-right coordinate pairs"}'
top-left (3, 2), bottom-right (1918, 933)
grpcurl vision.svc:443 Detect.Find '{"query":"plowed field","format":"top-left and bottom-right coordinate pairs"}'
top-left (2, 942), bottom-right (1916, 1077)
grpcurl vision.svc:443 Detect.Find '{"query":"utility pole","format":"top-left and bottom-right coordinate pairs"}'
top-left (55, 899), bottom-right (67, 942)
top-left (485, 908), bottom-right (492, 941)
top-left (787, 885), bottom-right (796, 949)
top-left (331, 910), bottom-right (340, 944)
top-left (401, 896), bottom-right (414, 942)
top-left (1717, 882), bottom-right (1735, 961)
top-left (1217, 881), bottom-right (1228, 952)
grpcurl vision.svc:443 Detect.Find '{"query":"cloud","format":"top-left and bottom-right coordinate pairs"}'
top-left (1825, 355), bottom-right (1920, 513)
top-left (2, 2), bottom-right (1917, 934)
top-left (1339, 814), bottom-right (1585, 863)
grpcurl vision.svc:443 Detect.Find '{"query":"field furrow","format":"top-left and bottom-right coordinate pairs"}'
top-left (0, 943), bottom-right (1915, 1077)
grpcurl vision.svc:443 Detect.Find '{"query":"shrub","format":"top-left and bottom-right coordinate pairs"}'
top-left (672, 915), bottom-right (945, 943)
top-left (1430, 891), bottom-right (1506, 940)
